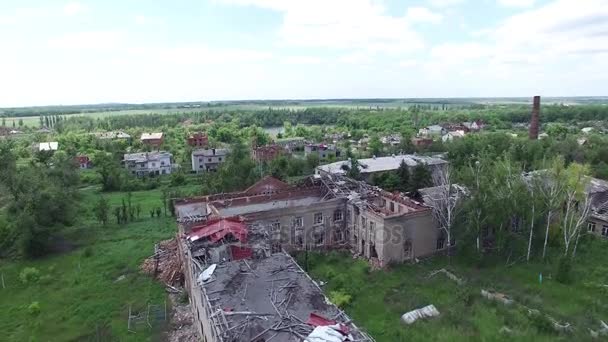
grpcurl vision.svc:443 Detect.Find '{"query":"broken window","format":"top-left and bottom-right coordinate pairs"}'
top-left (314, 231), bottom-right (324, 245)
top-left (389, 201), bottom-right (395, 213)
top-left (603, 225), bottom-right (608, 237)
top-left (510, 216), bottom-right (522, 233)
top-left (294, 216), bottom-right (303, 227)
top-left (333, 210), bottom-right (343, 222)
top-left (333, 229), bottom-right (345, 242)
top-left (271, 221), bottom-right (281, 240)
top-left (295, 227), bottom-right (304, 246)
top-left (588, 222), bottom-right (596, 232)
top-left (361, 217), bottom-right (367, 229)
top-left (314, 212), bottom-right (323, 225)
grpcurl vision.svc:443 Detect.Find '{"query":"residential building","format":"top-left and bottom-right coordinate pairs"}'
top-left (140, 132), bottom-right (164, 148)
top-left (305, 143), bottom-right (340, 161)
top-left (275, 136), bottom-right (306, 152)
top-left (411, 137), bottom-right (434, 147)
top-left (37, 142), bottom-right (59, 152)
top-left (586, 178), bottom-right (608, 239)
top-left (317, 154), bottom-right (448, 182)
top-left (94, 131), bottom-right (131, 141)
top-left (187, 132), bottom-right (208, 147)
top-left (191, 148), bottom-right (228, 173)
top-left (252, 144), bottom-right (285, 162)
top-left (123, 151), bottom-right (173, 177)
top-left (442, 130), bottom-right (466, 143)
top-left (381, 134), bottom-right (402, 146)
top-left (418, 125), bottom-right (447, 138)
top-left (74, 155), bottom-right (91, 169)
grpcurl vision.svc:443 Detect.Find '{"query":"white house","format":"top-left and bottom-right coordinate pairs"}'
top-left (442, 130), bottom-right (466, 143)
top-left (123, 151), bottom-right (173, 177)
top-left (38, 142), bottom-right (58, 152)
top-left (192, 148), bottom-right (229, 173)
top-left (418, 125), bottom-right (447, 138)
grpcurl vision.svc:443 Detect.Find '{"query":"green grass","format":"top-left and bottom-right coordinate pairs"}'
top-left (297, 238), bottom-right (608, 342)
top-left (0, 186), bottom-right (195, 341)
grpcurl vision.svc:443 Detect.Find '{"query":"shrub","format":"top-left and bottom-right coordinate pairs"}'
top-left (82, 247), bottom-right (93, 258)
top-left (329, 290), bottom-right (352, 308)
top-left (27, 301), bottom-right (41, 316)
top-left (556, 256), bottom-right (573, 284)
top-left (19, 267), bottom-right (41, 285)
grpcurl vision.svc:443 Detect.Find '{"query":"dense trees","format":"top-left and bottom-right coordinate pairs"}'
top-left (0, 142), bottom-right (79, 258)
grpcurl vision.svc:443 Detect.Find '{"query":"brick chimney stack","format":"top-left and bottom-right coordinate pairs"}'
top-left (529, 95), bottom-right (541, 140)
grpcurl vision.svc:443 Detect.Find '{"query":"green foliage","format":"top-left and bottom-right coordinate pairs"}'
top-left (93, 196), bottom-right (110, 226)
top-left (410, 164), bottom-right (432, 191)
top-left (556, 257), bottom-right (573, 284)
top-left (19, 267), bottom-right (41, 285)
top-left (329, 290), bottom-right (352, 308)
top-left (27, 302), bottom-right (41, 316)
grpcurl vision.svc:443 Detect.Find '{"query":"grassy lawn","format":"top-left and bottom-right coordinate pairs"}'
top-left (0, 186), bottom-right (191, 341)
top-left (297, 238), bottom-right (608, 342)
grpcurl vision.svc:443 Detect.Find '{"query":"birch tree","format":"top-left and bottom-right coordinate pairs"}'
top-left (425, 165), bottom-right (464, 261)
top-left (561, 163), bottom-right (592, 258)
top-left (538, 157), bottom-right (566, 259)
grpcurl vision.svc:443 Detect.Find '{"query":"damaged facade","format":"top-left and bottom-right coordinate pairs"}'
top-left (174, 174), bottom-right (444, 341)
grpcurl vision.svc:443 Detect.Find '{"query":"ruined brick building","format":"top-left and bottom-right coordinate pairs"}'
top-left (174, 174), bottom-right (443, 341)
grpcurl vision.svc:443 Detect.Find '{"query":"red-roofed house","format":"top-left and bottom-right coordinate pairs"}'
top-left (74, 155), bottom-right (92, 169)
top-left (187, 132), bottom-right (209, 147)
top-left (252, 145), bottom-right (285, 162)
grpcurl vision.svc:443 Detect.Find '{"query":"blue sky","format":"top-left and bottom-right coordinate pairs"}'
top-left (0, 0), bottom-right (606, 106)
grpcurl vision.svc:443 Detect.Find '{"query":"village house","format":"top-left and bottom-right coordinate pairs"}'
top-left (442, 130), bottom-right (466, 143)
top-left (36, 141), bottom-right (59, 152)
top-left (94, 131), bottom-right (131, 141)
top-left (411, 137), bottom-right (434, 148)
top-left (191, 148), bottom-right (228, 173)
top-left (381, 134), bottom-right (402, 146)
top-left (252, 144), bottom-right (285, 162)
top-left (140, 132), bottom-right (164, 148)
top-left (275, 136), bottom-right (306, 152)
top-left (187, 132), bottom-right (209, 147)
top-left (463, 120), bottom-right (484, 132)
top-left (74, 155), bottom-right (91, 169)
top-left (418, 125), bottom-right (447, 138)
top-left (317, 154), bottom-right (448, 182)
top-left (123, 151), bottom-right (174, 177)
top-left (304, 143), bottom-right (340, 161)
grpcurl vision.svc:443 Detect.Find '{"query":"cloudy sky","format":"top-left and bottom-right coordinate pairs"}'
top-left (0, 0), bottom-right (606, 106)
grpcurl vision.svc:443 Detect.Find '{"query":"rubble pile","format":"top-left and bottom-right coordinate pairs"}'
top-left (141, 238), bottom-right (183, 285)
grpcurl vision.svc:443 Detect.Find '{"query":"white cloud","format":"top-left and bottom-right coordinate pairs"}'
top-left (47, 31), bottom-right (126, 50)
top-left (283, 56), bottom-right (323, 65)
top-left (497, 0), bottom-right (536, 8)
top-left (428, 0), bottom-right (466, 8)
top-left (406, 7), bottom-right (443, 24)
top-left (217, 0), bottom-right (425, 54)
top-left (63, 2), bottom-right (87, 16)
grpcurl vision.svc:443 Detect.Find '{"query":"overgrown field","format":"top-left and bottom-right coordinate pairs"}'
top-left (297, 239), bottom-right (608, 342)
top-left (0, 187), bottom-right (180, 341)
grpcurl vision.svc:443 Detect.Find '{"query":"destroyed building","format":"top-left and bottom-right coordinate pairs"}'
top-left (174, 175), bottom-right (444, 341)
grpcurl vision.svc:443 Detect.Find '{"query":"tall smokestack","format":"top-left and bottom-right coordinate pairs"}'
top-left (529, 96), bottom-right (541, 140)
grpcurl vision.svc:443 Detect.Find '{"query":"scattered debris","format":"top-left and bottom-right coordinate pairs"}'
top-left (198, 264), bottom-right (217, 284)
top-left (166, 293), bottom-right (198, 342)
top-left (480, 289), bottom-right (514, 305)
top-left (428, 268), bottom-right (464, 285)
top-left (114, 275), bottom-right (126, 283)
top-left (401, 304), bottom-right (440, 324)
top-left (589, 320), bottom-right (608, 338)
top-left (140, 239), bottom-right (183, 285)
top-left (307, 324), bottom-right (353, 342)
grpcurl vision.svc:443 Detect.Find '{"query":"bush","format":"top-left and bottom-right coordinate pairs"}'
top-left (19, 267), bottom-right (41, 285)
top-left (556, 256), bottom-right (573, 284)
top-left (82, 247), bottom-right (94, 258)
top-left (329, 290), bottom-right (352, 308)
top-left (27, 301), bottom-right (41, 316)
